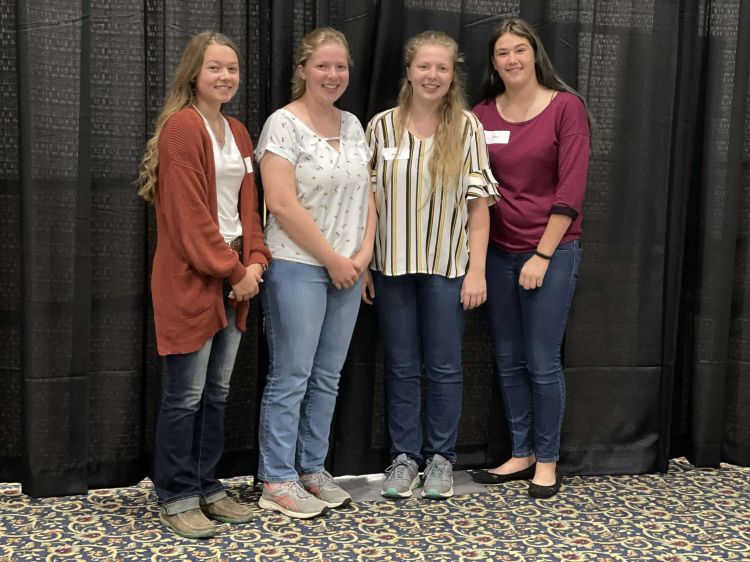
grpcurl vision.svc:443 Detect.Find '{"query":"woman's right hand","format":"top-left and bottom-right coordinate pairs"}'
top-left (361, 269), bottom-right (375, 304)
top-left (325, 253), bottom-right (360, 290)
top-left (231, 266), bottom-right (262, 301)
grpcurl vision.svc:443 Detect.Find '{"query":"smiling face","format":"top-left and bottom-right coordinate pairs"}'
top-left (406, 43), bottom-right (454, 106)
top-left (492, 32), bottom-right (537, 89)
top-left (193, 43), bottom-right (239, 110)
top-left (298, 40), bottom-right (350, 105)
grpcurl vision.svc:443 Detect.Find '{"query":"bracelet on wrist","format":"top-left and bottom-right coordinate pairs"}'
top-left (534, 250), bottom-right (552, 260)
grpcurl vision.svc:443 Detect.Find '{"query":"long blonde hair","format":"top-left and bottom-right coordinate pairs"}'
top-left (137, 31), bottom-right (240, 203)
top-left (291, 27), bottom-right (351, 102)
top-left (395, 31), bottom-right (467, 190)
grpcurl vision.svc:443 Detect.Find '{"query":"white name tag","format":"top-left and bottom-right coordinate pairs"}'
top-left (244, 156), bottom-right (254, 173)
top-left (382, 147), bottom-right (409, 160)
top-left (485, 130), bottom-right (510, 144)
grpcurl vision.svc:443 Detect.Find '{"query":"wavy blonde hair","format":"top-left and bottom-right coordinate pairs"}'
top-left (291, 27), bottom-right (351, 101)
top-left (395, 31), bottom-right (467, 191)
top-left (137, 31), bottom-right (240, 203)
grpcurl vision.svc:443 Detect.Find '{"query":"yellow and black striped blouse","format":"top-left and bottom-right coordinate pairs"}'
top-left (366, 108), bottom-right (500, 278)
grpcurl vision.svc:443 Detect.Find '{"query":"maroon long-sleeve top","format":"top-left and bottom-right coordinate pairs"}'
top-left (473, 92), bottom-right (590, 252)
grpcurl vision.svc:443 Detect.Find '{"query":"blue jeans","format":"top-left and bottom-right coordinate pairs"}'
top-left (485, 240), bottom-right (580, 462)
top-left (153, 305), bottom-right (241, 514)
top-left (258, 260), bottom-right (362, 482)
top-left (373, 272), bottom-right (465, 464)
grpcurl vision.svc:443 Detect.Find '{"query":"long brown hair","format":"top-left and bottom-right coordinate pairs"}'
top-left (137, 31), bottom-right (240, 203)
top-left (291, 27), bottom-right (351, 102)
top-left (479, 18), bottom-right (593, 137)
top-left (395, 31), bottom-right (467, 191)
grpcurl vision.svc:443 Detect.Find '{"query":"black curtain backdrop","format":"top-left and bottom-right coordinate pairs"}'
top-left (1, 1), bottom-right (748, 497)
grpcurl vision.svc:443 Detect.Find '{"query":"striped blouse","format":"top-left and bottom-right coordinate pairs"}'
top-left (366, 108), bottom-right (500, 278)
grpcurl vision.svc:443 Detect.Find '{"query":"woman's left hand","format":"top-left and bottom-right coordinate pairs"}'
top-left (460, 269), bottom-right (487, 310)
top-left (247, 263), bottom-right (265, 286)
top-left (351, 249), bottom-right (373, 276)
top-left (229, 263), bottom-right (265, 302)
top-left (519, 255), bottom-right (550, 290)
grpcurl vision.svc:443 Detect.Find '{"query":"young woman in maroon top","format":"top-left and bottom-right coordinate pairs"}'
top-left (470, 18), bottom-right (592, 499)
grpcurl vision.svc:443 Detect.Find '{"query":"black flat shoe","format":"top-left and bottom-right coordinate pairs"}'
top-left (528, 472), bottom-right (562, 499)
top-left (470, 463), bottom-right (536, 485)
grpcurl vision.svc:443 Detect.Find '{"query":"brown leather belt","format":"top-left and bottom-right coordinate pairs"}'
top-left (229, 236), bottom-right (242, 253)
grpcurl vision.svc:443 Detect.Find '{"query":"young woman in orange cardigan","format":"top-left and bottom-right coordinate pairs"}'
top-left (138, 31), bottom-right (270, 539)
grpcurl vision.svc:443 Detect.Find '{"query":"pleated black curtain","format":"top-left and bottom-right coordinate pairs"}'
top-left (1, 0), bottom-right (748, 497)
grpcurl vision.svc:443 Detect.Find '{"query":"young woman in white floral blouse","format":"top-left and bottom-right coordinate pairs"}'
top-left (255, 27), bottom-right (376, 519)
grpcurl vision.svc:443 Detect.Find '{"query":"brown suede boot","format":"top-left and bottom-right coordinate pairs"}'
top-left (200, 496), bottom-right (253, 524)
top-left (159, 507), bottom-right (216, 539)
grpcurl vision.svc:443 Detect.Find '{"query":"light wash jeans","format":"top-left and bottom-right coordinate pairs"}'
top-left (485, 240), bottom-right (581, 462)
top-left (258, 260), bottom-right (362, 482)
top-left (153, 305), bottom-right (241, 514)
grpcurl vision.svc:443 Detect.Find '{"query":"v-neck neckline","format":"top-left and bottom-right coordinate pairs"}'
top-left (281, 108), bottom-right (343, 152)
top-left (194, 106), bottom-right (230, 152)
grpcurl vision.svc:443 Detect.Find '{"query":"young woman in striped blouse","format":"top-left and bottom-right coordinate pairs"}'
top-left (364, 31), bottom-right (500, 499)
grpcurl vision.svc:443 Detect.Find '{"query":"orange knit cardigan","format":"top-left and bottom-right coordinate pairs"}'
top-left (151, 107), bottom-right (270, 355)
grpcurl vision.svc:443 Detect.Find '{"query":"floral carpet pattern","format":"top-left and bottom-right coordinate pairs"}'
top-left (1, 459), bottom-right (749, 561)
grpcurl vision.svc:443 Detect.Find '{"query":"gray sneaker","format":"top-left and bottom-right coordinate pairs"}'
top-left (381, 453), bottom-right (420, 499)
top-left (422, 454), bottom-right (454, 499)
top-left (300, 470), bottom-right (352, 508)
top-left (258, 481), bottom-right (328, 519)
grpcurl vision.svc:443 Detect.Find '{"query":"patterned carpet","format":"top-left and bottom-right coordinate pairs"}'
top-left (1, 459), bottom-right (749, 561)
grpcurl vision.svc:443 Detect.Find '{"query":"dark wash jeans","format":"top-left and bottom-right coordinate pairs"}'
top-left (485, 240), bottom-right (581, 462)
top-left (153, 305), bottom-right (241, 514)
top-left (373, 272), bottom-right (465, 464)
